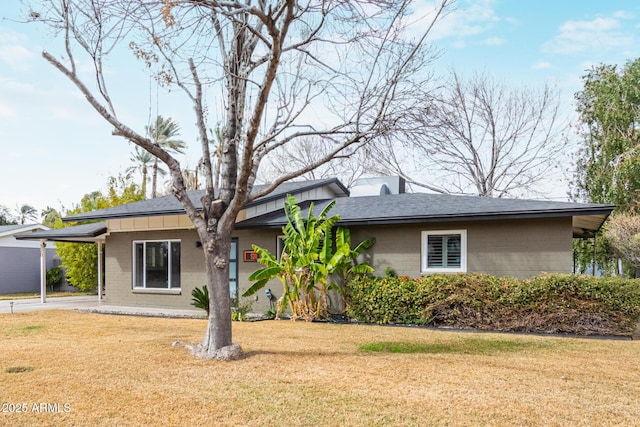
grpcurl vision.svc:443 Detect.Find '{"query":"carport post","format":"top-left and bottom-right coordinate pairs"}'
top-left (97, 241), bottom-right (102, 301)
top-left (40, 239), bottom-right (46, 304)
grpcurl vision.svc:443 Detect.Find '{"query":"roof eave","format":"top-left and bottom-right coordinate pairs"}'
top-left (235, 207), bottom-right (615, 232)
top-left (62, 209), bottom-right (190, 222)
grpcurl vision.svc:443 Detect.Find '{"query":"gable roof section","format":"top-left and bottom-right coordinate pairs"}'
top-left (63, 178), bottom-right (349, 222)
top-left (234, 193), bottom-right (614, 238)
top-left (0, 224), bottom-right (49, 238)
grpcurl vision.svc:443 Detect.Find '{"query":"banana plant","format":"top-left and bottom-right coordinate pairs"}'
top-left (244, 194), bottom-right (375, 320)
top-left (333, 227), bottom-right (376, 311)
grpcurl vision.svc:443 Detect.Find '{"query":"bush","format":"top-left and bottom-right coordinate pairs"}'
top-left (46, 267), bottom-right (64, 291)
top-left (231, 297), bottom-right (253, 321)
top-left (191, 286), bottom-right (209, 315)
top-left (192, 286), bottom-right (254, 320)
top-left (345, 273), bottom-right (640, 336)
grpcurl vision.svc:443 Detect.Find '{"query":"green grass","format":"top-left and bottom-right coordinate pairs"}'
top-left (5, 366), bottom-right (35, 374)
top-left (0, 291), bottom-right (94, 300)
top-left (360, 337), bottom-right (552, 355)
top-left (16, 325), bottom-right (45, 333)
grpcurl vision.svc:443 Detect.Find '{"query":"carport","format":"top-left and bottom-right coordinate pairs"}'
top-left (15, 222), bottom-right (107, 303)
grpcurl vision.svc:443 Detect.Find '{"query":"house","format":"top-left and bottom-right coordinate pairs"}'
top-left (16, 177), bottom-right (614, 312)
top-left (0, 224), bottom-right (60, 294)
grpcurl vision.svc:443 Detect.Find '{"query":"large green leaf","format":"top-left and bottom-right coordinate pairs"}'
top-left (248, 266), bottom-right (282, 282)
top-left (242, 278), bottom-right (271, 297)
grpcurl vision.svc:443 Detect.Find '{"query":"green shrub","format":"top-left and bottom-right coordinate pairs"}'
top-left (191, 286), bottom-right (209, 316)
top-left (46, 267), bottom-right (63, 291)
top-left (231, 297), bottom-right (253, 321)
top-left (345, 273), bottom-right (640, 336)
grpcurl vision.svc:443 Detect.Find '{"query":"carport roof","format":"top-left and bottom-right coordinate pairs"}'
top-left (15, 222), bottom-right (107, 243)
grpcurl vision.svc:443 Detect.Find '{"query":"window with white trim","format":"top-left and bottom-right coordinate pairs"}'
top-left (421, 230), bottom-right (467, 273)
top-left (133, 240), bottom-right (181, 289)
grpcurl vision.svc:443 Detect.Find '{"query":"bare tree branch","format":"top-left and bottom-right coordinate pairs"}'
top-left (375, 70), bottom-right (568, 198)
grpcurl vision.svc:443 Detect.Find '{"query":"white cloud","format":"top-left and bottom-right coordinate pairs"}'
top-left (544, 15), bottom-right (634, 55)
top-left (559, 17), bottom-right (620, 33)
top-left (452, 40), bottom-right (466, 49)
top-left (420, 0), bottom-right (500, 41)
top-left (0, 45), bottom-right (34, 70)
top-left (0, 27), bottom-right (26, 44)
top-left (482, 37), bottom-right (506, 46)
top-left (50, 106), bottom-right (81, 120)
top-left (613, 10), bottom-right (634, 20)
top-left (0, 100), bottom-right (17, 118)
top-left (0, 28), bottom-right (35, 71)
top-left (532, 61), bottom-right (552, 70)
top-left (0, 77), bottom-right (35, 93)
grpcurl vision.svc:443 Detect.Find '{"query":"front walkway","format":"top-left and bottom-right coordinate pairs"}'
top-left (0, 296), bottom-right (205, 318)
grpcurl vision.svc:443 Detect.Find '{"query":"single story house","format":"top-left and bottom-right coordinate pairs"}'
top-left (0, 224), bottom-right (59, 294)
top-left (17, 177), bottom-right (614, 312)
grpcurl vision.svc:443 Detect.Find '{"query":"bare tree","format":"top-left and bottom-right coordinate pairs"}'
top-left (260, 137), bottom-right (377, 188)
top-left (374, 71), bottom-right (567, 197)
top-left (28, 0), bottom-right (452, 359)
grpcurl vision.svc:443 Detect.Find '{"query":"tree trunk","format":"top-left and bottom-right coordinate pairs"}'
top-left (192, 234), bottom-right (242, 360)
top-left (152, 158), bottom-right (158, 198)
top-left (141, 166), bottom-right (147, 199)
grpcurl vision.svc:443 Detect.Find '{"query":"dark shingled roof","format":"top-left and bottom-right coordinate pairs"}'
top-left (58, 177), bottom-right (613, 238)
top-left (0, 225), bottom-right (35, 234)
top-left (0, 224), bottom-right (50, 238)
top-left (63, 178), bottom-right (349, 222)
top-left (234, 193), bottom-right (614, 238)
top-left (15, 222), bottom-right (108, 243)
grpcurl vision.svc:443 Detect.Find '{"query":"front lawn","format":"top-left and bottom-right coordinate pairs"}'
top-left (1, 310), bottom-right (638, 426)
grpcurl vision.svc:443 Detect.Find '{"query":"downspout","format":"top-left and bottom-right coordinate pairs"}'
top-left (40, 239), bottom-right (47, 303)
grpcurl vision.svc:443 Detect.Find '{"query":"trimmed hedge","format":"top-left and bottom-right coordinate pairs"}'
top-left (345, 273), bottom-right (640, 336)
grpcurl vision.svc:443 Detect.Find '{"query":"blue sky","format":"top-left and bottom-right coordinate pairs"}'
top-left (1, 0), bottom-right (639, 216)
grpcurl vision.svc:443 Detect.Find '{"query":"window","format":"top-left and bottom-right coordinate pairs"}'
top-left (421, 230), bottom-right (466, 273)
top-left (133, 240), bottom-right (181, 289)
top-left (276, 235), bottom-right (286, 261)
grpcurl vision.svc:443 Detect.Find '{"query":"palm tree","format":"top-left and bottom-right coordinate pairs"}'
top-left (145, 116), bottom-right (187, 198)
top-left (127, 146), bottom-right (154, 198)
top-left (15, 204), bottom-right (38, 225)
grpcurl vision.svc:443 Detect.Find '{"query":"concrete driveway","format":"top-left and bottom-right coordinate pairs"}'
top-left (0, 295), bottom-right (205, 318)
top-left (0, 296), bottom-right (101, 314)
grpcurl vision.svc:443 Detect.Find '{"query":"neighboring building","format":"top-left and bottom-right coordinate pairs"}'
top-left (0, 224), bottom-right (59, 294)
top-left (17, 178), bottom-right (614, 312)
